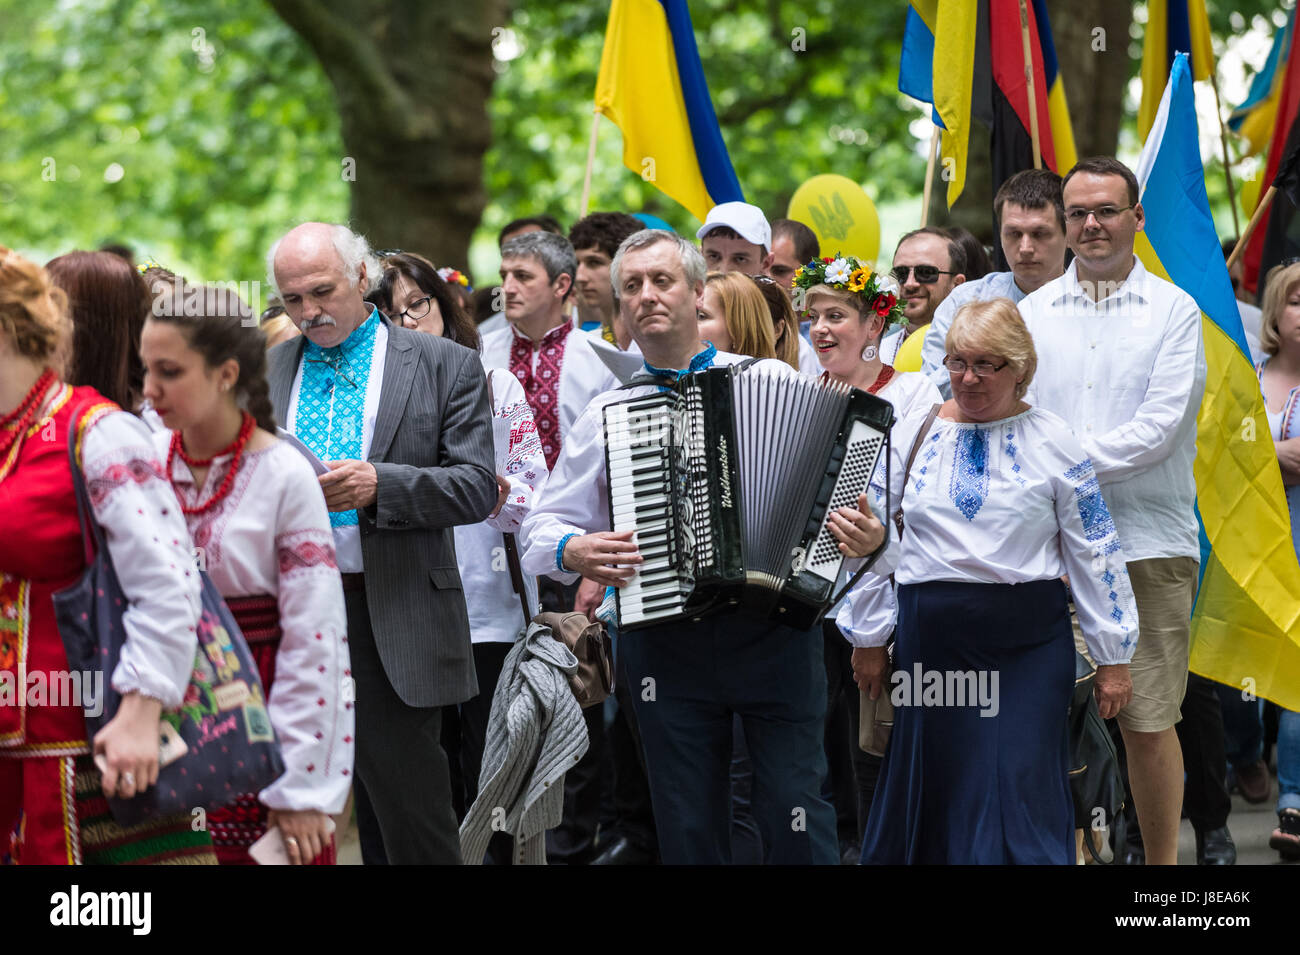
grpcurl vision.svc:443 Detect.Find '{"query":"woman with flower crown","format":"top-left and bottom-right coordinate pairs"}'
top-left (141, 286), bottom-right (352, 865)
top-left (0, 247), bottom-right (214, 864)
top-left (795, 253), bottom-right (943, 842)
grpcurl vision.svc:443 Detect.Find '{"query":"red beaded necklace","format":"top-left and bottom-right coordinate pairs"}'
top-left (167, 411), bottom-right (255, 516)
top-left (0, 367), bottom-right (57, 481)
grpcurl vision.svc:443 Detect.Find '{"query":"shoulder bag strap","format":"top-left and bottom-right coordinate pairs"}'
top-left (893, 402), bottom-right (941, 539)
top-left (64, 401), bottom-right (110, 566)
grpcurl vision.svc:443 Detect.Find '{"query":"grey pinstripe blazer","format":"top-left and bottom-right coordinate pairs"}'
top-left (268, 314), bottom-right (498, 708)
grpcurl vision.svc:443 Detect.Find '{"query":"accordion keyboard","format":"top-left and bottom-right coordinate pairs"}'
top-left (604, 395), bottom-right (691, 626)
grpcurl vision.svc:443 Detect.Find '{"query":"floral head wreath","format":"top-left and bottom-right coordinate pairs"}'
top-left (792, 253), bottom-right (903, 323)
top-left (437, 266), bottom-right (473, 293)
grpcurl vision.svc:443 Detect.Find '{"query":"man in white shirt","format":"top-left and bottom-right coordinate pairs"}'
top-left (1018, 157), bottom-right (1207, 866)
top-left (880, 228), bottom-right (966, 366)
top-left (920, 169), bottom-right (1068, 397)
top-left (519, 229), bottom-right (885, 864)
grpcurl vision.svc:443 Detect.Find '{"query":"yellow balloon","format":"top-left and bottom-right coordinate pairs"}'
top-left (892, 327), bottom-right (926, 373)
top-left (786, 175), bottom-right (880, 263)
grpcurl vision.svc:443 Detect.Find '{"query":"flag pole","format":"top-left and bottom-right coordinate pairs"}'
top-left (1208, 71), bottom-right (1242, 236)
top-left (1226, 185), bottom-right (1275, 271)
top-left (921, 125), bottom-right (940, 226)
top-left (579, 108), bottom-right (601, 219)
top-left (1018, 0), bottom-right (1042, 169)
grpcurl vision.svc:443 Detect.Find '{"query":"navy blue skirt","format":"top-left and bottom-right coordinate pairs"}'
top-left (860, 578), bottom-right (1075, 865)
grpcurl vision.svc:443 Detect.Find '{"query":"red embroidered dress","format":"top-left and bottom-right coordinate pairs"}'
top-left (509, 321), bottom-right (574, 471)
top-left (0, 384), bottom-right (209, 864)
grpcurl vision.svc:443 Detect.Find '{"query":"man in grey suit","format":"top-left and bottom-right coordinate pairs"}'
top-left (266, 222), bottom-right (498, 864)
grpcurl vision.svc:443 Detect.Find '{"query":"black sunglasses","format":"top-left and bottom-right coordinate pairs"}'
top-left (890, 264), bottom-right (954, 285)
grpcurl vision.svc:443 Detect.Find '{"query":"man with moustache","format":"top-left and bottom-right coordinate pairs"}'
top-left (880, 227), bottom-right (967, 366)
top-left (519, 229), bottom-right (886, 864)
top-left (1017, 157), bottom-right (1207, 866)
top-left (920, 169), bottom-right (1068, 397)
top-left (266, 222), bottom-right (498, 864)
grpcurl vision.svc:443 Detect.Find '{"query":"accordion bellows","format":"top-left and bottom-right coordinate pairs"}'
top-left (603, 364), bottom-right (895, 631)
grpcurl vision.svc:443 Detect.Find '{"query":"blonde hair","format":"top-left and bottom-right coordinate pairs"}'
top-left (260, 312), bottom-right (300, 349)
top-left (946, 297), bottom-right (1037, 399)
top-left (1259, 262), bottom-right (1300, 357)
top-left (0, 246), bottom-right (71, 364)
top-left (705, 271), bottom-right (776, 359)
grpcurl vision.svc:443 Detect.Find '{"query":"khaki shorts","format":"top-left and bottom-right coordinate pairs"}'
top-left (1075, 556), bottom-right (1197, 733)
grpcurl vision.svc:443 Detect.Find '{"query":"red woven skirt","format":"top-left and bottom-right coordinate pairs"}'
top-left (206, 594), bottom-right (335, 865)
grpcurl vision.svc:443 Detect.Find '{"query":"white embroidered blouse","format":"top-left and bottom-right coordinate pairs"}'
top-left (154, 433), bottom-right (353, 814)
top-left (457, 367), bottom-right (549, 644)
top-left (836, 406), bottom-right (1139, 665)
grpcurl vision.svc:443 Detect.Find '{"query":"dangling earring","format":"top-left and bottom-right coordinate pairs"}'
top-left (861, 344), bottom-right (878, 362)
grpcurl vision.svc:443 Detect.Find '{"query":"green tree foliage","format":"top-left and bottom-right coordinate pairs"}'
top-left (483, 1), bottom-right (918, 242)
top-left (0, 0), bottom-right (346, 298)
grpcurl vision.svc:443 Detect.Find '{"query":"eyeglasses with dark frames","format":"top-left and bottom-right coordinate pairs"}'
top-left (396, 295), bottom-right (434, 323)
top-left (890, 264), bottom-right (954, 285)
top-left (943, 356), bottom-right (1009, 377)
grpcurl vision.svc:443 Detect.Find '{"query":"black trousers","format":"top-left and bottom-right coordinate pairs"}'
top-left (443, 641), bottom-right (513, 864)
top-left (540, 576), bottom-right (606, 863)
top-left (823, 619), bottom-right (884, 844)
top-left (347, 588), bottom-right (462, 864)
top-left (605, 643), bottom-right (658, 854)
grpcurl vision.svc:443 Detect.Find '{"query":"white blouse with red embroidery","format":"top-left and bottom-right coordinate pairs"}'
top-left (456, 367), bottom-right (550, 644)
top-left (153, 432), bottom-right (353, 815)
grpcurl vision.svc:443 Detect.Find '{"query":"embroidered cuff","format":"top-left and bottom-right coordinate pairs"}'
top-left (556, 533), bottom-right (578, 572)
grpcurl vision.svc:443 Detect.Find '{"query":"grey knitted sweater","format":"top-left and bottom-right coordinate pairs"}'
top-left (459, 622), bottom-right (590, 864)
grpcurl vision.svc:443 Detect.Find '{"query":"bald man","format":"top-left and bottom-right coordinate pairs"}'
top-left (266, 222), bottom-right (498, 864)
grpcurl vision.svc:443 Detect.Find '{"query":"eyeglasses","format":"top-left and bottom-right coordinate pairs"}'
top-left (747, 273), bottom-right (777, 286)
top-left (396, 295), bottom-right (434, 323)
top-left (373, 248), bottom-right (406, 257)
top-left (305, 352), bottom-right (357, 390)
top-left (890, 264), bottom-right (953, 285)
top-left (1064, 205), bottom-right (1133, 224)
top-left (259, 305), bottom-right (285, 323)
top-left (943, 356), bottom-right (1009, 377)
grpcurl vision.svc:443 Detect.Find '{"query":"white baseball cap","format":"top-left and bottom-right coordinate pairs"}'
top-left (695, 201), bottom-right (771, 250)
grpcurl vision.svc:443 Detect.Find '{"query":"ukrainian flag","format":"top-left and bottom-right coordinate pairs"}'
top-left (594, 0), bottom-right (744, 223)
top-left (898, 0), bottom-right (978, 208)
top-left (1138, 0), bottom-right (1215, 140)
top-left (1136, 53), bottom-right (1300, 710)
top-left (1229, 9), bottom-right (1294, 159)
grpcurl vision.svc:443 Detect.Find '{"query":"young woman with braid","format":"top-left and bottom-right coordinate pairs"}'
top-left (141, 287), bottom-right (352, 865)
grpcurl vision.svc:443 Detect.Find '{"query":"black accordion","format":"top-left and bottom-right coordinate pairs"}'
top-left (602, 363), bottom-right (895, 632)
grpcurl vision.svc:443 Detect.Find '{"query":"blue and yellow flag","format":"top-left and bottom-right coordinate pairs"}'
top-left (1229, 9), bottom-right (1294, 159)
top-left (1135, 53), bottom-right (1300, 709)
top-left (594, 0), bottom-right (744, 222)
top-left (1138, 0), bottom-right (1215, 140)
top-left (898, 0), bottom-right (978, 208)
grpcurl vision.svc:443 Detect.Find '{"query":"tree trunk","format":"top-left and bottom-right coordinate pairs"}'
top-left (1049, 0), bottom-right (1131, 160)
top-left (267, 0), bottom-right (509, 267)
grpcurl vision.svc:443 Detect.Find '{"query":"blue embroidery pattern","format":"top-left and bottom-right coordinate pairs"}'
top-left (1067, 458), bottom-right (1120, 552)
top-left (1004, 427), bottom-right (1027, 487)
top-left (295, 308), bottom-right (380, 528)
top-left (913, 433), bottom-right (940, 493)
top-left (948, 428), bottom-right (989, 521)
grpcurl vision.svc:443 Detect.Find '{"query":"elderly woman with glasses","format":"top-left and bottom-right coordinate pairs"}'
top-left (838, 297), bottom-right (1137, 864)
